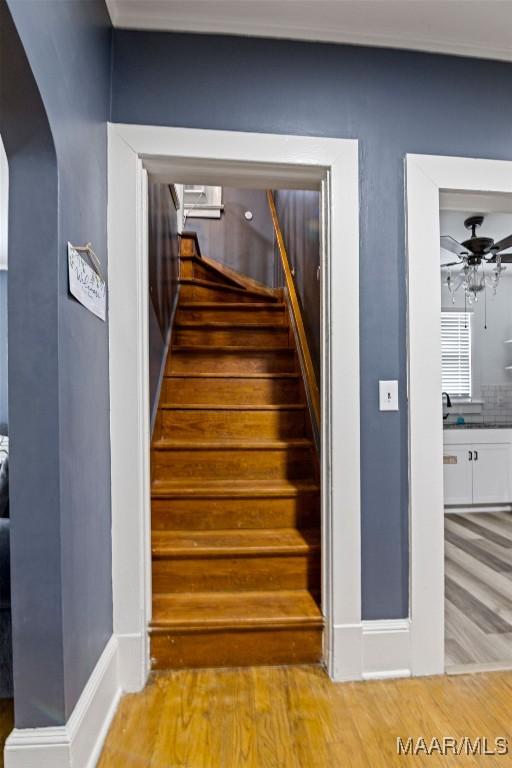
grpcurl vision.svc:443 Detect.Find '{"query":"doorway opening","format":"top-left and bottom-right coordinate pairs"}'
top-left (147, 179), bottom-right (323, 669)
top-left (440, 194), bottom-right (512, 673)
top-left (108, 125), bottom-right (360, 687)
top-left (406, 153), bottom-right (512, 678)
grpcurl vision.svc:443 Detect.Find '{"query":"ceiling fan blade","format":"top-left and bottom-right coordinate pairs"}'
top-left (493, 233), bottom-right (512, 253)
top-left (440, 235), bottom-right (467, 256)
top-left (441, 260), bottom-right (463, 267)
top-left (486, 253), bottom-right (512, 263)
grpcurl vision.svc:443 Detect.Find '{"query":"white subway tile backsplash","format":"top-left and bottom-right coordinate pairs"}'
top-left (480, 384), bottom-right (512, 423)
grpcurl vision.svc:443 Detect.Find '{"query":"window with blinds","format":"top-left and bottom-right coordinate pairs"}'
top-left (441, 311), bottom-right (472, 398)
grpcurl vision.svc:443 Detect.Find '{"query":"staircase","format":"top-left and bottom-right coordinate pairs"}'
top-left (150, 232), bottom-right (322, 669)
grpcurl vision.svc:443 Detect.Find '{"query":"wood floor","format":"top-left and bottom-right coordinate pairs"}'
top-left (98, 666), bottom-right (512, 766)
top-left (445, 511), bottom-right (512, 669)
top-left (0, 699), bottom-right (13, 768)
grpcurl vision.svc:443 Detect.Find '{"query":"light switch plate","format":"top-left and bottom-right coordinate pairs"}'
top-left (379, 380), bottom-right (399, 411)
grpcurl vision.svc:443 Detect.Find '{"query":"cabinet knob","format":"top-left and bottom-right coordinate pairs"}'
top-left (469, 450), bottom-right (473, 461)
top-left (474, 450), bottom-right (478, 461)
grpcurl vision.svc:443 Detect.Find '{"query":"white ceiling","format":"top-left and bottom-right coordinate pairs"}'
top-left (106, 0), bottom-right (512, 62)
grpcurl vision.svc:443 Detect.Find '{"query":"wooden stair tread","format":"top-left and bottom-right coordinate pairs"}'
top-left (152, 438), bottom-right (313, 450)
top-left (158, 404), bottom-right (306, 411)
top-left (152, 528), bottom-right (320, 558)
top-left (151, 479), bottom-right (320, 498)
top-left (151, 590), bottom-right (322, 629)
top-left (166, 372), bottom-right (300, 379)
top-left (179, 302), bottom-right (285, 310)
top-left (175, 321), bottom-right (288, 329)
top-left (171, 345), bottom-right (293, 353)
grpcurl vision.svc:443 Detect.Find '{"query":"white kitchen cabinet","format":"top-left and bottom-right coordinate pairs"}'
top-left (443, 445), bottom-right (474, 506)
top-left (472, 443), bottom-right (512, 504)
top-left (443, 434), bottom-right (512, 507)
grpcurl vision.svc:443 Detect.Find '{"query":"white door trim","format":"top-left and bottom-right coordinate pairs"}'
top-left (108, 124), bottom-right (360, 686)
top-left (406, 153), bottom-right (512, 676)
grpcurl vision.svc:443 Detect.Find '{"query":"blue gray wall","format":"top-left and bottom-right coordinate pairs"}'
top-left (2, 0), bottom-right (111, 727)
top-left (149, 184), bottom-right (179, 420)
top-left (112, 30), bottom-right (512, 620)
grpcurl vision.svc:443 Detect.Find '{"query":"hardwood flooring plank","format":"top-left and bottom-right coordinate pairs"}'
top-left (487, 511), bottom-right (512, 524)
top-left (446, 557), bottom-right (512, 625)
top-left (445, 637), bottom-right (474, 666)
top-left (98, 668), bottom-right (512, 767)
top-left (450, 513), bottom-right (512, 548)
top-left (253, 666), bottom-right (297, 768)
top-left (445, 575), bottom-right (512, 634)
top-left (444, 527), bottom-right (512, 573)
top-left (473, 533), bottom-right (512, 558)
top-left (445, 601), bottom-right (496, 663)
top-left (445, 508), bottom-right (512, 668)
top-left (465, 512), bottom-right (512, 540)
top-left (445, 516), bottom-right (481, 540)
top-left (446, 540), bottom-right (512, 602)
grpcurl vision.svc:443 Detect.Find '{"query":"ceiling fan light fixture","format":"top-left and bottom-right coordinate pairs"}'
top-left (441, 216), bottom-right (511, 309)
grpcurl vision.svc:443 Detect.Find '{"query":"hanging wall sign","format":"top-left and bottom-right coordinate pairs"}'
top-left (67, 242), bottom-right (106, 321)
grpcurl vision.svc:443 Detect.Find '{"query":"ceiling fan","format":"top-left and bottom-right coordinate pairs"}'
top-left (441, 215), bottom-right (512, 307)
top-left (441, 215), bottom-right (512, 266)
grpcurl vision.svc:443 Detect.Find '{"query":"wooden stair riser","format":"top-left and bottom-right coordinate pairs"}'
top-left (179, 281), bottom-right (276, 304)
top-left (162, 376), bottom-right (303, 405)
top-left (168, 349), bottom-right (297, 375)
top-left (152, 553), bottom-right (320, 593)
top-left (151, 445), bottom-right (315, 482)
top-left (176, 305), bottom-right (287, 325)
top-left (157, 409), bottom-right (307, 440)
top-left (151, 494), bottom-right (320, 530)
top-left (174, 326), bottom-right (290, 348)
top-left (150, 626), bottom-right (322, 669)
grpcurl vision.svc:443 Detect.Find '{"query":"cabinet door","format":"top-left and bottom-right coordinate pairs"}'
top-left (472, 443), bottom-right (512, 505)
top-left (443, 445), bottom-right (473, 506)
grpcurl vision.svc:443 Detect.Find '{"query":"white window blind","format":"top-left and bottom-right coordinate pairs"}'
top-left (441, 311), bottom-right (472, 397)
top-left (183, 185), bottom-right (223, 219)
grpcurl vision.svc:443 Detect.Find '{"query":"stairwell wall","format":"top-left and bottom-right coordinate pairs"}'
top-left (185, 187), bottom-right (275, 287)
top-left (111, 30), bottom-right (512, 620)
top-left (274, 190), bottom-right (321, 381)
top-left (149, 183), bottom-right (180, 421)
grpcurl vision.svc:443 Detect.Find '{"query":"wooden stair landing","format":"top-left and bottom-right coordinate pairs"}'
top-left (150, 233), bottom-right (322, 670)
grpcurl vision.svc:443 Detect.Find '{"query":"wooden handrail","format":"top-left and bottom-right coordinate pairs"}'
top-left (267, 190), bottom-right (320, 430)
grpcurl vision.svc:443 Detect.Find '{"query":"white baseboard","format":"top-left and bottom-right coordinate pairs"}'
top-left (445, 505), bottom-right (512, 515)
top-left (5, 635), bottom-right (120, 768)
top-left (332, 619), bottom-right (411, 682)
top-left (116, 631), bottom-right (149, 693)
top-left (362, 619), bottom-right (411, 680)
top-left (331, 624), bottom-right (363, 681)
